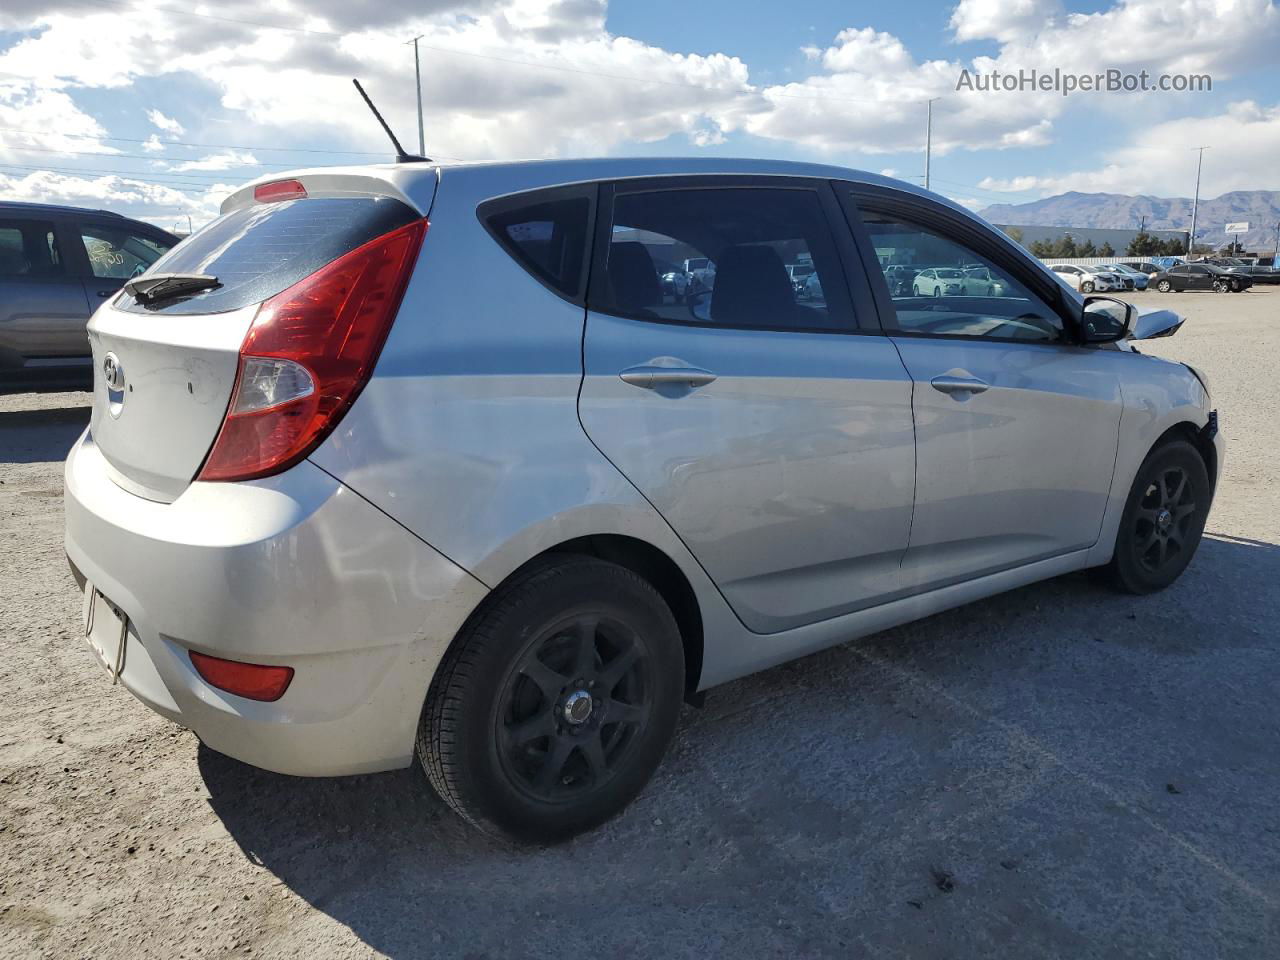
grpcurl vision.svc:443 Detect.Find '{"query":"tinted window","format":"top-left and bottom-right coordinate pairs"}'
top-left (119, 196), bottom-right (419, 315)
top-left (1188, 265), bottom-right (1209, 275)
top-left (79, 223), bottom-right (172, 279)
top-left (481, 188), bottom-right (591, 300)
top-left (599, 186), bottom-right (853, 331)
top-left (860, 211), bottom-right (1064, 342)
top-left (0, 219), bottom-right (64, 278)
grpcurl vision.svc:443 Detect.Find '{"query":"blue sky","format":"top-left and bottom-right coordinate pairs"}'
top-left (1, 0), bottom-right (1277, 228)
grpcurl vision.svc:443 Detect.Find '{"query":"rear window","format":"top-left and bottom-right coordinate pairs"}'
top-left (479, 186), bottom-right (593, 302)
top-left (119, 196), bottom-right (419, 315)
top-left (0, 219), bottom-right (64, 278)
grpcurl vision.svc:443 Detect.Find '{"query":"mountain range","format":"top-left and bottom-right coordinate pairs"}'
top-left (978, 190), bottom-right (1280, 251)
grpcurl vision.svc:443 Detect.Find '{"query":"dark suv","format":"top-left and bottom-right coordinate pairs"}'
top-left (1, 202), bottom-right (178, 393)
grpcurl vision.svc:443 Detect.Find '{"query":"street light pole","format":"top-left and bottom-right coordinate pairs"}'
top-left (924, 98), bottom-right (940, 191)
top-left (408, 35), bottom-right (425, 156)
top-left (1188, 145), bottom-right (1208, 258)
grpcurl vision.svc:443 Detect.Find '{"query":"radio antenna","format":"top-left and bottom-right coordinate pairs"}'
top-left (352, 78), bottom-right (430, 163)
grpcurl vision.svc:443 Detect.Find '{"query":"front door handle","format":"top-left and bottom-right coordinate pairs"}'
top-left (619, 362), bottom-right (718, 390)
top-left (930, 374), bottom-right (989, 396)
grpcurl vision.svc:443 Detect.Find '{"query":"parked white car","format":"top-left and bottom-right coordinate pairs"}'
top-left (1049, 263), bottom-right (1124, 293)
top-left (912, 267), bottom-right (965, 296)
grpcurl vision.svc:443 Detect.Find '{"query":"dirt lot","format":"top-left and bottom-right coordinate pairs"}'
top-left (2, 287), bottom-right (1278, 959)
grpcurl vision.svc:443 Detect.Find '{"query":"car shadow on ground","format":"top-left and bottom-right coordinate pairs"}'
top-left (0, 404), bottom-right (90, 465)
top-left (200, 532), bottom-right (1280, 958)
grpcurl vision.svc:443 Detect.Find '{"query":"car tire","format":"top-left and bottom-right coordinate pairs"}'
top-left (1213, 280), bottom-right (1228, 293)
top-left (417, 555), bottom-right (685, 844)
top-left (933, 287), bottom-right (942, 298)
top-left (1081, 281), bottom-right (1095, 293)
top-left (1156, 280), bottom-right (1171, 292)
top-left (1098, 440), bottom-right (1210, 595)
top-left (913, 285), bottom-right (921, 296)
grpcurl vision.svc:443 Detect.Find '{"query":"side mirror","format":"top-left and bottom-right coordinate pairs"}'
top-left (1081, 295), bottom-right (1134, 343)
top-left (688, 290), bottom-right (712, 323)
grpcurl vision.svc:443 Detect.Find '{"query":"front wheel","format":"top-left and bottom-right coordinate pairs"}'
top-left (1213, 280), bottom-right (1229, 293)
top-left (1098, 440), bottom-right (1210, 594)
top-left (417, 556), bottom-right (685, 843)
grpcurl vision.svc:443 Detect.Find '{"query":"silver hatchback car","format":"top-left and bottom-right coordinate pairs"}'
top-left (65, 158), bottom-right (1221, 842)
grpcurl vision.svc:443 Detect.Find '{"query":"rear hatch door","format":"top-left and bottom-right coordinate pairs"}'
top-left (87, 171), bottom-right (433, 502)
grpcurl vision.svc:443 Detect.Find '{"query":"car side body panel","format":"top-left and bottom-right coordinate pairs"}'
top-left (1084, 350), bottom-right (1220, 567)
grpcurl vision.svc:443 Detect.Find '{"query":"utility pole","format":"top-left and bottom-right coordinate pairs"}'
top-left (407, 35), bottom-right (425, 156)
top-left (1188, 145), bottom-right (1208, 258)
top-left (924, 98), bottom-right (940, 191)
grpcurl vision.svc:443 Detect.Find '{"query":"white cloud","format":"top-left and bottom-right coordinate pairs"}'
top-left (0, 81), bottom-right (119, 159)
top-left (146, 109), bottom-right (184, 136)
top-left (949, 0), bottom-right (1062, 44)
top-left (0, 0), bottom-right (1276, 229)
top-left (168, 150), bottom-right (260, 172)
top-left (0, 169), bottom-right (230, 222)
top-left (977, 100), bottom-right (1280, 198)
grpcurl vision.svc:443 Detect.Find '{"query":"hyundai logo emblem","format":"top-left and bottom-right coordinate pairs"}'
top-left (103, 352), bottom-right (125, 392)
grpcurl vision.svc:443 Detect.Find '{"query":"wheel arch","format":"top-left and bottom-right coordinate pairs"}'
top-left (478, 534), bottom-right (706, 697)
top-left (1150, 419), bottom-right (1218, 496)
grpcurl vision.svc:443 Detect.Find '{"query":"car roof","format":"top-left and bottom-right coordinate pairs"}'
top-left (0, 199), bottom-right (129, 219)
top-left (229, 156), bottom-right (979, 223)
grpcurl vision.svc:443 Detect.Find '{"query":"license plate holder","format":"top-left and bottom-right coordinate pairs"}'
top-left (83, 582), bottom-right (128, 683)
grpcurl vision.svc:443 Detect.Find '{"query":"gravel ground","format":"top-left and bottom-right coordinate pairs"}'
top-left (1, 287), bottom-right (1278, 959)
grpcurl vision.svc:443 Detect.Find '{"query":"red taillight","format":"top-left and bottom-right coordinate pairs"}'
top-left (254, 179), bottom-right (307, 203)
top-left (189, 651), bottom-right (294, 702)
top-left (198, 218), bottom-right (426, 482)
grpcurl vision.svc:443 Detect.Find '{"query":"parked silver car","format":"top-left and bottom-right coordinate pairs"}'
top-left (1, 202), bottom-right (177, 392)
top-left (64, 159), bottom-right (1222, 843)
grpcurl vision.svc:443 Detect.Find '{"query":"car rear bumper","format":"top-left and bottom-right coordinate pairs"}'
top-left (63, 429), bottom-right (488, 777)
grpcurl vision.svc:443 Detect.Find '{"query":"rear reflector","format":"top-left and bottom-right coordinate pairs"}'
top-left (197, 218), bottom-right (426, 482)
top-left (254, 179), bottom-right (307, 203)
top-left (189, 651), bottom-right (294, 702)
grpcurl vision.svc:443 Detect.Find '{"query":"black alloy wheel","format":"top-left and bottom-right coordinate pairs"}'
top-left (497, 614), bottom-right (651, 803)
top-left (418, 556), bottom-right (684, 843)
top-left (1131, 465), bottom-right (1199, 575)
top-left (1099, 440), bottom-right (1209, 594)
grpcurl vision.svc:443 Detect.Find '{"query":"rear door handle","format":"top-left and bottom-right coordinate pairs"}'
top-left (619, 362), bottom-right (718, 390)
top-left (930, 375), bottom-right (989, 396)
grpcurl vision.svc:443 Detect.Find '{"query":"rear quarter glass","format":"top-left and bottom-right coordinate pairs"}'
top-left (118, 196), bottom-right (420, 316)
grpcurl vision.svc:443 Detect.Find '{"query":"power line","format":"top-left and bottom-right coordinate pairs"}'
top-left (0, 123), bottom-right (388, 156)
top-left (0, 161), bottom-right (247, 189)
top-left (0, 142), bottom-right (311, 168)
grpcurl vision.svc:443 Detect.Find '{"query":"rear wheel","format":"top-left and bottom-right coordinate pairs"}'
top-left (1099, 440), bottom-right (1209, 594)
top-left (417, 556), bottom-right (684, 843)
top-left (1156, 279), bottom-right (1172, 293)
